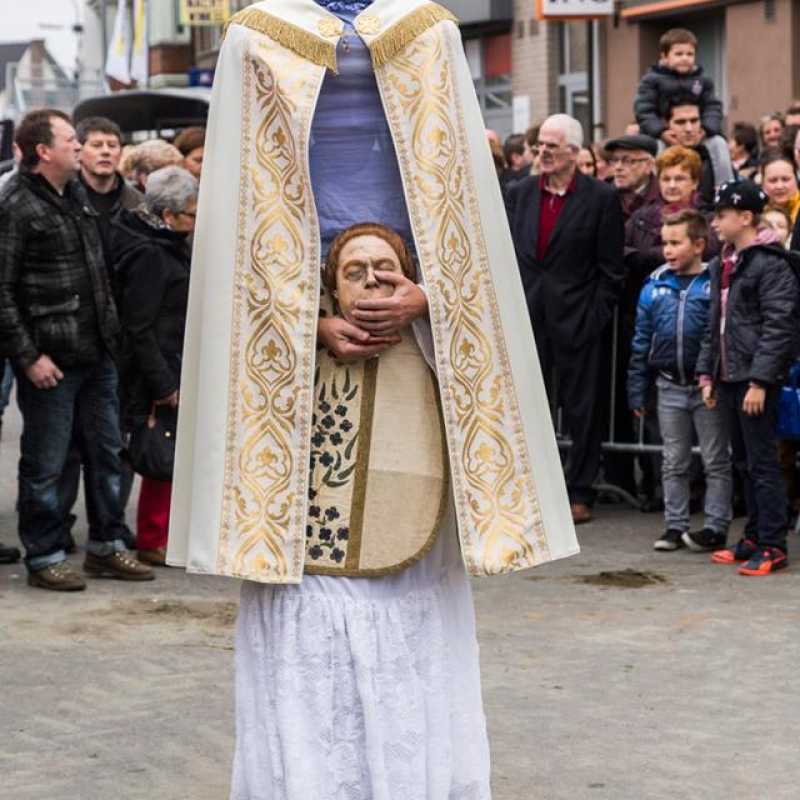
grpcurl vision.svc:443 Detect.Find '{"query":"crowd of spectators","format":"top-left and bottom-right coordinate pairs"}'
top-left (2, 23), bottom-right (800, 586)
top-left (497, 27), bottom-right (800, 576)
top-left (0, 114), bottom-right (202, 589)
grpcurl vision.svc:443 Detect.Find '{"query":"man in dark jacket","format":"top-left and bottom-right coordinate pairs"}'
top-left (606, 134), bottom-right (659, 222)
top-left (663, 99), bottom-right (734, 209)
top-left (78, 116), bottom-right (142, 260)
top-left (505, 114), bottom-right (626, 524)
top-left (0, 109), bottom-right (153, 590)
top-left (697, 180), bottom-right (800, 575)
top-left (58, 116), bottom-right (143, 540)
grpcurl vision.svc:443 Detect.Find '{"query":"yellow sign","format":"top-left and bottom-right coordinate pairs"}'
top-left (179, 0), bottom-right (231, 26)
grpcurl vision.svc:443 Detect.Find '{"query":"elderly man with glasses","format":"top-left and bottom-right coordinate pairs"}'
top-left (505, 114), bottom-right (626, 525)
top-left (606, 134), bottom-right (660, 222)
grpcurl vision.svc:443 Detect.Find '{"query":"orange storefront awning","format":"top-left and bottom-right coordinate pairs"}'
top-left (621, 0), bottom-right (721, 19)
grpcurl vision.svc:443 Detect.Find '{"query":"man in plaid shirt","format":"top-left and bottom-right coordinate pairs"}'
top-left (0, 109), bottom-right (154, 590)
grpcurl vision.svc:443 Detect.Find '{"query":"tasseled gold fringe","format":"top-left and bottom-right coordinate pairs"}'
top-left (369, 3), bottom-right (458, 68)
top-left (224, 8), bottom-right (338, 73)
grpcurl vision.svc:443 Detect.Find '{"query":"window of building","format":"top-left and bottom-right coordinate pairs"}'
top-left (557, 21), bottom-right (590, 139)
top-left (467, 33), bottom-right (513, 137)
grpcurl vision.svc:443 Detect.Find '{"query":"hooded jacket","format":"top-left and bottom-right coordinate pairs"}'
top-left (110, 207), bottom-right (190, 425)
top-left (634, 64), bottom-right (723, 140)
top-left (627, 264), bottom-right (711, 410)
top-left (696, 228), bottom-right (800, 386)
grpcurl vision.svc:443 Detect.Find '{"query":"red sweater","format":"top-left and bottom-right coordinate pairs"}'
top-left (537, 173), bottom-right (577, 262)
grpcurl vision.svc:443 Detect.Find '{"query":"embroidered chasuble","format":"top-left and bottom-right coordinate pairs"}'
top-left (167, 0), bottom-right (580, 583)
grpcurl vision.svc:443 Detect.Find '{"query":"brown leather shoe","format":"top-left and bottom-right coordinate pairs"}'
top-left (84, 551), bottom-right (155, 581)
top-left (571, 503), bottom-right (593, 525)
top-left (137, 547), bottom-right (168, 567)
top-left (28, 562), bottom-right (87, 592)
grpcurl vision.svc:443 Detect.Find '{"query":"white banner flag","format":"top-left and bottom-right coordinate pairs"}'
top-left (131, 0), bottom-right (149, 85)
top-left (105, 0), bottom-right (132, 83)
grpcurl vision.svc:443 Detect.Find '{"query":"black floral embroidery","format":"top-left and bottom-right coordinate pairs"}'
top-left (307, 364), bottom-right (361, 567)
top-left (309, 545), bottom-right (324, 560)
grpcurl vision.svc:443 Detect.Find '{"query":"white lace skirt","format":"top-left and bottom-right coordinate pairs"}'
top-left (230, 510), bottom-right (492, 800)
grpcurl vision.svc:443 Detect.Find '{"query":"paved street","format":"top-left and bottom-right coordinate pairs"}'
top-left (2, 401), bottom-right (799, 800)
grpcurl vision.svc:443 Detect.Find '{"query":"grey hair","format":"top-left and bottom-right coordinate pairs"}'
top-left (145, 166), bottom-right (198, 218)
top-left (541, 114), bottom-right (584, 150)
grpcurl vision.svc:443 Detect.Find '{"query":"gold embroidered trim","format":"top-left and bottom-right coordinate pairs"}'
top-left (225, 8), bottom-right (339, 73)
top-left (368, 3), bottom-right (458, 68)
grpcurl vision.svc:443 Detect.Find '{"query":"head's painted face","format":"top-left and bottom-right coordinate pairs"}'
top-left (333, 234), bottom-right (403, 324)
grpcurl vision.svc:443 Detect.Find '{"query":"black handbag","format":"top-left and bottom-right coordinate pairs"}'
top-left (127, 404), bottom-right (177, 481)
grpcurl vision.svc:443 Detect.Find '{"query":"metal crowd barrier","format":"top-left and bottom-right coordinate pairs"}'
top-left (551, 307), bottom-right (700, 509)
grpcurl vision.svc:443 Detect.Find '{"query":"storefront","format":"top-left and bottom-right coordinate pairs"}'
top-left (601, 0), bottom-right (800, 140)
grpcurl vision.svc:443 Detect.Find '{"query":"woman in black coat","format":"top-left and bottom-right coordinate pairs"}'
top-left (112, 165), bottom-right (197, 566)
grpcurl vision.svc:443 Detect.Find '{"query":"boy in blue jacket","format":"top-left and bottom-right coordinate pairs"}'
top-left (628, 208), bottom-right (731, 552)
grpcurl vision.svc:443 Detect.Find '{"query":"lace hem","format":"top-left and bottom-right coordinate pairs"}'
top-left (230, 535), bottom-right (491, 800)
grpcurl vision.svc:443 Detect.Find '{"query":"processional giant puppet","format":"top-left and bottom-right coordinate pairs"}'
top-left (167, 0), bottom-right (579, 796)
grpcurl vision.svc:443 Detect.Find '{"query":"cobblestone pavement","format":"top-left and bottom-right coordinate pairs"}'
top-left (2, 403), bottom-right (799, 800)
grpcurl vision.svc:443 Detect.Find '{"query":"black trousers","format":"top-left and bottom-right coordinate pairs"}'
top-left (537, 333), bottom-right (606, 506)
top-left (718, 382), bottom-right (788, 552)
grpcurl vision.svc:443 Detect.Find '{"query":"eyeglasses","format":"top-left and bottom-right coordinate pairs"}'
top-left (609, 156), bottom-right (652, 167)
top-left (536, 141), bottom-right (567, 153)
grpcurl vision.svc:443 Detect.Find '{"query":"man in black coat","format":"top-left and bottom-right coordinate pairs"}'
top-left (505, 114), bottom-right (626, 524)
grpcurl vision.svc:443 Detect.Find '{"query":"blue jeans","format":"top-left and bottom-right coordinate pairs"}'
top-left (16, 354), bottom-right (128, 570)
top-left (657, 377), bottom-right (732, 534)
top-left (718, 381), bottom-right (788, 552)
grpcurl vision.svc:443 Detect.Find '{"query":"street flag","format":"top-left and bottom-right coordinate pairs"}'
top-left (131, 0), bottom-right (149, 85)
top-left (105, 0), bottom-right (131, 83)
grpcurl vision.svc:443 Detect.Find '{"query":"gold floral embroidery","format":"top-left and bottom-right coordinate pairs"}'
top-left (317, 17), bottom-right (344, 39)
top-left (218, 32), bottom-right (325, 582)
top-left (355, 12), bottom-right (382, 36)
top-left (373, 21), bottom-right (551, 574)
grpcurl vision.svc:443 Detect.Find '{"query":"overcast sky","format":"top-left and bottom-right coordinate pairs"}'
top-left (3, 0), bottom-right (80, 73)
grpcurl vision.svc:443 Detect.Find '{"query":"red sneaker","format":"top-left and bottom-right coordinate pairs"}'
top-left (711, 538), bottom-right (757, 565)
top-left (738, 547), bottom-right (788, 577)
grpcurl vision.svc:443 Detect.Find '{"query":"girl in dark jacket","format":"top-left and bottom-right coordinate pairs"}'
top-left (112, 165), bottom-right (197, 566)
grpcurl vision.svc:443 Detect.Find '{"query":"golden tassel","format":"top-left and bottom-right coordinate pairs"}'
top-left (223, 8), bottom-right (339, 74)
top-left (369, 3), bottom-right (458, 69)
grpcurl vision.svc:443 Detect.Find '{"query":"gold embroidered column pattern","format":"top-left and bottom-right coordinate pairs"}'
top-left (374, 21), bottom-right (551, 574)
top-left (218, 30), bottom-right (325, 581)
